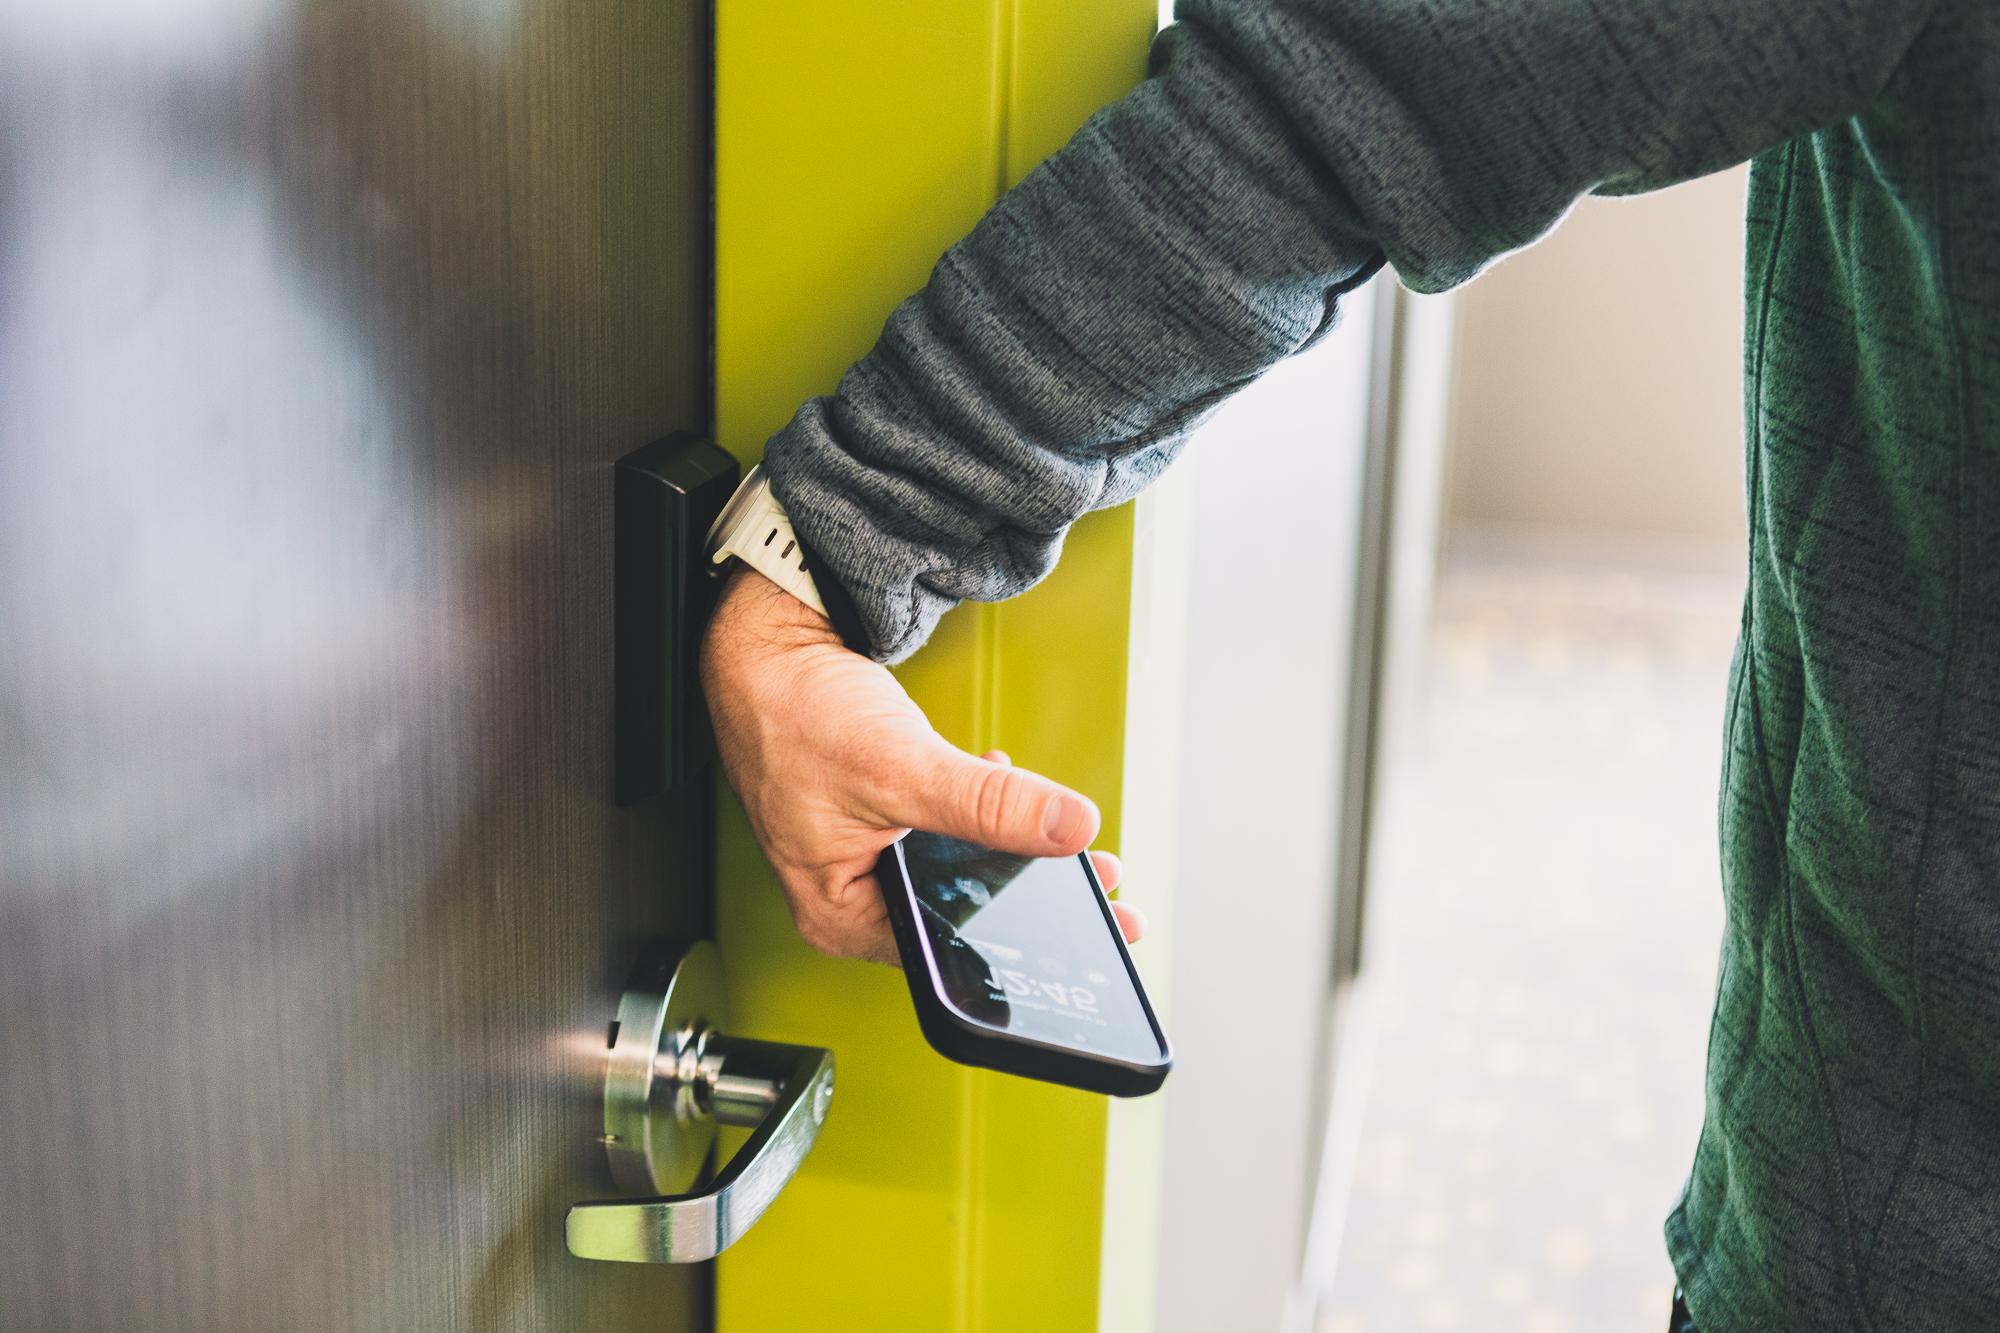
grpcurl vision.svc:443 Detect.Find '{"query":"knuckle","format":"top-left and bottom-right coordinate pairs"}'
top-left (795, 917), bottom-right (839, 958)
top-left (969, 764), bottom-right (1022, 841)
top-left (787, 872), bottom-right (870, 960)
top-left (790, 900), bottom-right (843, 958)
top-left (781, 878), bottom-right (836, 952)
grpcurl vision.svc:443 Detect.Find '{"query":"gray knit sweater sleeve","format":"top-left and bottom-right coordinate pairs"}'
top-left (764, 0), bottom-right (1935, 663)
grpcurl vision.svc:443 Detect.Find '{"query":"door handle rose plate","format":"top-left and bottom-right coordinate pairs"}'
top-left (566, 941), bottom-right (834, 1263)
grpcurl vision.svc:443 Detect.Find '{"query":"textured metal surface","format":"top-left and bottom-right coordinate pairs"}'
top-left (0, 1), bottom-right (713, 1328)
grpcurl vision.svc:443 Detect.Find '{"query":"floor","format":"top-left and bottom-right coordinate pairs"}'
top-left (1315, 553), bottom-right (1741, 1333)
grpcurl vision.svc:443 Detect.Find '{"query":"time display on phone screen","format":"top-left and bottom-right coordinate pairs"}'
top-left (985, 967), bottom-right (1100, 1015)
top-left (898, 832), bottom-right (1164, 1065)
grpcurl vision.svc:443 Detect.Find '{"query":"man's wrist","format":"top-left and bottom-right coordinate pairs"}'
top-left (705, 461), bottom-right (878, 657)
top-left (713, 563), bottom-right (841, 648)
top-left (780, 523), bottom-right (877, 660)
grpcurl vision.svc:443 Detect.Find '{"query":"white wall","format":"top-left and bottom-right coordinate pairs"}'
top-left (1145, 284), bottom-right (1380, 1333)
top-left (1447, 168), bottom-right (1750, 557)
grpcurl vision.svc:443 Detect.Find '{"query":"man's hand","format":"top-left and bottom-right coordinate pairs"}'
top-left (700, 568), bottom-right (1145, 963)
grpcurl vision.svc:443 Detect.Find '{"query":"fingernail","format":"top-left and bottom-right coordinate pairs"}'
top-left (1043, 794), bottom-right (1080, 843)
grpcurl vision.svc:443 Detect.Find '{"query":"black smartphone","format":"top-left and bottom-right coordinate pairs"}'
top-left (876, 830), bottom-right (1172, 1097)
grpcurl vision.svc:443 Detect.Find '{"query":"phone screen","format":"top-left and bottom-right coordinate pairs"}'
top-left (896, 831), bottom-right (1166, 1066)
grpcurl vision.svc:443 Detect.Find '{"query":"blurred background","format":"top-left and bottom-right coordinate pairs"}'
top-left (1150, 166), bottom-right (1753, 1333)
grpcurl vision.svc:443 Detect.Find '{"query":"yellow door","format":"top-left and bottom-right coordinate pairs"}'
top-left (712, 3), bottom-right (1165, 1329)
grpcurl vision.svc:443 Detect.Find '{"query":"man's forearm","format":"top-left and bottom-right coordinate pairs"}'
top-left (767, 0), bottom-right (1936, 664)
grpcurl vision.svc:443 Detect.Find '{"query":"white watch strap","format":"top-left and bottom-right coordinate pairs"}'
top-left (704, 465), bottom-right (828, 616)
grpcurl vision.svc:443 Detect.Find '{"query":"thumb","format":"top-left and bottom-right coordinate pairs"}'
top-left (890, 740), bottom-right (1099, 857)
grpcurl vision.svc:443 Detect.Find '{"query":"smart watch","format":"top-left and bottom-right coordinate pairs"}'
top-left (703, 465), bottom-right (828, 616)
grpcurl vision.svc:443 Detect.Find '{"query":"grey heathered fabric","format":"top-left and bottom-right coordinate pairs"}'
top-left (763, 2), bottom-right (2000, 1327)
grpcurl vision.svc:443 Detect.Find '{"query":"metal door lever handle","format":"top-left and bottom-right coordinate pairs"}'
top-left (566, 1032), bottom-right (833, 1263)
top-left (566, 941), bottom-right (835, 1264)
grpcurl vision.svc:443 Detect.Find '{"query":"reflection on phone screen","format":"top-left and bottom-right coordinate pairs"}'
top-left (899, 832), bottom-right (1164, 1065)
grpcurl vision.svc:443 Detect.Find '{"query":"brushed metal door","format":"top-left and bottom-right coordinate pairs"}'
top-left (0, 0), bottom-right (713, 1327)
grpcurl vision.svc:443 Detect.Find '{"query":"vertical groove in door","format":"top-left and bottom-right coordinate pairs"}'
top-left (954, 1062), bottom-right (984, 1331)
top-left (968, 4), bottom-right (1159, 1329)
top-left (962, 21), bottom-right (1012, 1321)
top-left (991, 0), bottom-right (1020, 200)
